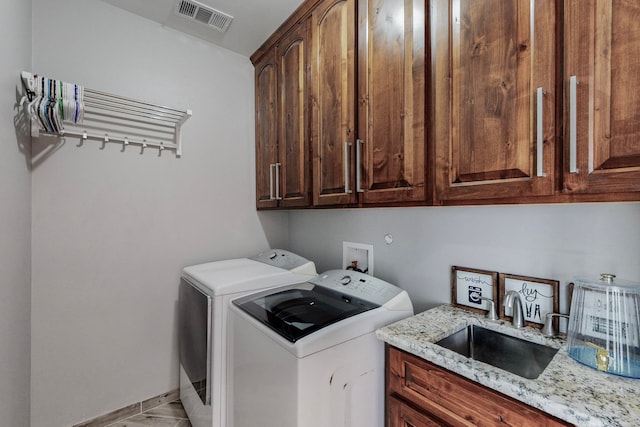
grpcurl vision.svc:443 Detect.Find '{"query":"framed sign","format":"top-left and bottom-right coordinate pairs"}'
top-left (451, 266), bottom-right (498, 314)
top-left (499, 273), bottom-right (559, 328)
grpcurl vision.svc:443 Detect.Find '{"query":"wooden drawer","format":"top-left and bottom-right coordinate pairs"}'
top-left (388, 395), bottom-right (443, 427)
top-left (387, 346), bottom-right (572, 427)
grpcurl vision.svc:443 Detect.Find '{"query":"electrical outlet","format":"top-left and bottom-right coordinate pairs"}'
top-left (342, 242), bottom-right (374, 275)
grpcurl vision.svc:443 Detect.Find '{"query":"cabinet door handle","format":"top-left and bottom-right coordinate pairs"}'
top-left (344, 142), bottom-right (353, 194)
top-left (269, 163), bottom-right (276, 200)
top-left (356, 139), bottom-right (364, 193)
top-left (275, 162), bottom-right (282, 200)
top-left (536, 87), bottom-right (545, 177)
top-left (569, 76), bottom-right (579, 173)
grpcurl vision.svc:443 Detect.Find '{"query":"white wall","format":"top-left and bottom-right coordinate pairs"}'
top-left (289, 203), bottom-right (640, 313)
top-left (30, 0), bottom-right (288, 425)
top-left (0, 0), bottom-right (32, 424)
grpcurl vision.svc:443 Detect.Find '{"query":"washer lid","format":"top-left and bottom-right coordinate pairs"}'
top-left (232, 282), bottom-right (379, 343)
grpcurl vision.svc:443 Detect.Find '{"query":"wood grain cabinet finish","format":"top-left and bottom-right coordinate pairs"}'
top-left (433, 0), bottom-right (557, 203)
top-left (254, 51), bottom-right (279, 209)
top-left (254, 0), bottom-right (640, 209)
top-left (357, 0), bottom-right (427, 204)
top-left (254, 21), bottom-right (312, 209)
top-left (563, 0), bottom-right (640, 195)
top-left (254, 52), bottom-right (278, 208)
top-left (386, 346), bottom-right (573, 427)
top-left (311, 0), bottom-right (427, 207)
top-left (311, 0), bottom-right (358, 206)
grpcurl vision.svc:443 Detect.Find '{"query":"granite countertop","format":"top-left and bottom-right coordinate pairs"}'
top-left (376, 304), bottom-right (640, 427)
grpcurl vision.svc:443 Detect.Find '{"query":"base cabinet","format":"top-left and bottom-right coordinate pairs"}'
top-left (386, 346), bottom-right (573, 427)
top-left (388, 395), bottom-right (443, 427)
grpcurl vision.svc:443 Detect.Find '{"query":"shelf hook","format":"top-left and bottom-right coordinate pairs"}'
top-left (77, 130), bottom-right (88, 147)
top-left (102, 133), bottom-right (109, 150)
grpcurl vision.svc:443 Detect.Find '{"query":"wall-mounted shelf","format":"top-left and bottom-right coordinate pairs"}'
top-left (20, 71), bottom-right (192, 156)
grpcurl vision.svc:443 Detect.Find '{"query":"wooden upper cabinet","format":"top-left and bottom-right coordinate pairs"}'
top-left (563, 0), bottom-right (640, 195)
top-left (254, 52), bottom-right (279, 209)
top-left (311, 0), bottom-right (357, 206)
top-left (434, 0), bottom-right (557, 203)
top-left (277, 21), bottom-right (312, 208)
top-left (358, 0), bottom-right (427, 204)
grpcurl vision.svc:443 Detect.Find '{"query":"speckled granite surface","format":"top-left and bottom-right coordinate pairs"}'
top-left (376, 305), bottom-right (640, 427)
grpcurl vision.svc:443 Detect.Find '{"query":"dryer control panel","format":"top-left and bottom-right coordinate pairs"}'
top-left (251, 249), bottom-right (317, 275)
top-left (310, 269), bottom-right (403, 306)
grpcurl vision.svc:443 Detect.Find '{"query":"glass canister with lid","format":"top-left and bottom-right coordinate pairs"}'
top-left (567, 274), bottom-right (640, 378)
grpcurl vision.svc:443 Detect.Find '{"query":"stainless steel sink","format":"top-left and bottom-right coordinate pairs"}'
top-left (435, 325), bottom-right (558, 379)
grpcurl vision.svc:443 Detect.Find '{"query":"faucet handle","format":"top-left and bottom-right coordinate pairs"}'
top-left (479, 296), bottom-right (499, 321)
top-left (541, 313), bottom-right (570, 337)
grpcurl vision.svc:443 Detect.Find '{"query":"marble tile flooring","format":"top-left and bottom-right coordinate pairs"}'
top-left (106, 400), bottom-right (191, 427)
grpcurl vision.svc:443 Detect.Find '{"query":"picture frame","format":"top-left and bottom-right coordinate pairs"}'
top-left (499, 273), bottom-right (559, 329)
top-left (451, 266), bottom-right (498, 315)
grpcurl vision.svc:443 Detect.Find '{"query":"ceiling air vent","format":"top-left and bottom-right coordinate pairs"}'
top-left (175, 0), bottom-right (234, 33)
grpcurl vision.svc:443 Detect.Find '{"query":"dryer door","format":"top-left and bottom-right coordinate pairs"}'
top-left (178, 278), bottom-right (211, 405)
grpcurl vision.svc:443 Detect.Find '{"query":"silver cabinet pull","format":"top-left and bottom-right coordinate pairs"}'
top-left (569, 76), bottom-right (579, 173)
top-left (356, 139), bottom-right (364, 192)
top-left (536, 87), bottom-right (545, 177)
top-left (274, 163), bottom-right (282, 200)
top-left (344, 142), bottom-right (353, 194)
top-left (269, 163), bottom-right (275, 200)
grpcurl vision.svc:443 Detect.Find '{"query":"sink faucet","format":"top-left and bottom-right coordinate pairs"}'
top-left (503, 291), bottom-right (525, 328)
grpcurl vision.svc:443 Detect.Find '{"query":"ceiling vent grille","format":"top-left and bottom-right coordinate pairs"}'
top-left (175, 0), bottom-right (234, 33)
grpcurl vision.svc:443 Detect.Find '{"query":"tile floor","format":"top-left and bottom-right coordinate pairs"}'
top-left (106, 400), bottom-right (191, 427)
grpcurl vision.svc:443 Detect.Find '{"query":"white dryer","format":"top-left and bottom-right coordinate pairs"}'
top-left (178, 249), bottom-right (316, 427)
top-left (229, 269), bottom-right (413, 427)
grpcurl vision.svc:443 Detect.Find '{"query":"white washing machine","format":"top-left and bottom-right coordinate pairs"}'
top-left (229, 269), bottom-right (413, 427)
top-left (178, 249), bottom-right (317, 427)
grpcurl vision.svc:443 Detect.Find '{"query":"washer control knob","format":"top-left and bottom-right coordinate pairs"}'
top-left (339, 275), bottom-right (352, 285)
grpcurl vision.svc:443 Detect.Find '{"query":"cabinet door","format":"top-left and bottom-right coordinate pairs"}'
top-left (358, 0), bottom-right (427, 204)
top-left (387, 346), bottom-right (573, 427)
top-left (311, 0), bottom-right (357, 206)
top-left (388, 395), bottom-right (445, 427)
top-left (254, 52), bottom-right (279, 209)
top-left (434, 0), bottom-right (557, 203)
top-left (563, 0), bottom-right (640, 194)
top-left (277, 21), bottom-right (312, 208)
